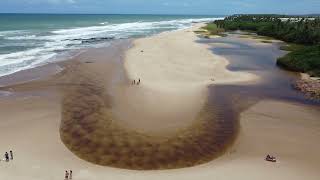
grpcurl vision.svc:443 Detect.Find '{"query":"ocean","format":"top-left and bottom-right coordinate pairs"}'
top-left (0, 14), bottom-right (223, 77)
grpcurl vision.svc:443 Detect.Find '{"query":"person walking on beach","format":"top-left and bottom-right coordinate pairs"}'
top-left (138, 78), bottom-right (141, 85)
top-left (4, 152), bottom-right (9, 162)
top-left (65, 170), bottom-right (69, 180)
top-left (69, 170), bottom-right (73, 179)
top-left (9, 150), bottom-right (13, 160)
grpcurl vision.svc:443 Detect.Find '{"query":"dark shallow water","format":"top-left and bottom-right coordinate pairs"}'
top-left (201, 33), bottom-right (320, 106)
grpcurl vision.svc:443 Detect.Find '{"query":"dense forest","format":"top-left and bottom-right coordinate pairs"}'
top-left (211, 15), bottom-right (320, 76)
top-left (214, 14), bottom-right (320, 44)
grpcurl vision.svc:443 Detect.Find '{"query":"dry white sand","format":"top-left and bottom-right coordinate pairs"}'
top-left (125, 24), bottom-right (256, 88)
top-left (116, 23), bottom-right (256, 135)
top-left (0, 24), bottom-right (319, 180)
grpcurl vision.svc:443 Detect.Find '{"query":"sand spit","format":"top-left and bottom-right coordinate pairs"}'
top-left (60, 67), bottom-right (237, 170)
top-left (60, 24), bottom-right (256, 170)
top-left (125, 24), bottom-right (256, 88)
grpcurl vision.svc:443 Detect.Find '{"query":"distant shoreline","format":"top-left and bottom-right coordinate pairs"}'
top-left (0, 13), bottom-right (226, 16)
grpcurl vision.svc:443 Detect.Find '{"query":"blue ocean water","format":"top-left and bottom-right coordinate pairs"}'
top-left (0, 14), bottom-right (223, 77)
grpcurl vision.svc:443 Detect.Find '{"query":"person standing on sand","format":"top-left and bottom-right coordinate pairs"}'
top-left (138, 78), bottom-right (141, 85)
top-left (5, 152), bottom-right (9, 162)
top-left (65, 170), bottom-right (69, 180)
top-left (69, 170), bottom-right (73, 179)
top-left (9, 150), bottom-right (13, 160)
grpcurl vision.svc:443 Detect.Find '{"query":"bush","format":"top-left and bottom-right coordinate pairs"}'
top-left (277, 45), bottom-right (320, 76)
top-left (202, 23), bottom-right (225, 35)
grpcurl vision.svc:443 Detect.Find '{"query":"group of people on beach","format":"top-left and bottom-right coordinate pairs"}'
top-left (132, 78), bottom-right (141, 85)
top-left (2, 150), bottom-right (13, 162)
top-left (64, 170), bottom-right (73, 180)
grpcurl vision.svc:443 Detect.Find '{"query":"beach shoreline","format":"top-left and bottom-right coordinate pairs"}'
top-left (0, 22), bottom-right (320, 179)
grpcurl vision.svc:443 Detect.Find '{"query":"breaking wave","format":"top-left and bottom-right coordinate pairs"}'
top-left (0, 17), bottom-right (223, 77)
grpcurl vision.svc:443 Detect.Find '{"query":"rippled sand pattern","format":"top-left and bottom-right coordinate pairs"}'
top-left (60, 63), bottom-right (238, 170)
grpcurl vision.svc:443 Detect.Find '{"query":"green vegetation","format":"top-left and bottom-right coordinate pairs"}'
top-left (196, 23), bottom-right (225, 37)
top-left (212, 14), bottom-right (320, 76)
top-left (279, 44), bottom-right (305, 51)
top-left (203, 23), bottom-right (224, 35)
top-left (194, 30), bottom-right (207, 33)
top-left (252, 36), bottom-right (275, 40)
top-left (203, 23), bottom-right (218, 31)
top-left (277, 45), bottom-right (320, 77)
top-left (261, 40), bottom-right (273, 43)
top-left (214, 15), bottom-right (320, 44)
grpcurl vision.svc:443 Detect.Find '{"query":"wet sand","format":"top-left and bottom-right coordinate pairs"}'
top-left (0, 24), bottom-right (319, 179)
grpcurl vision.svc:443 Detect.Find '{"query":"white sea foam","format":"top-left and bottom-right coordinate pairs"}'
top-left (6, 35), bottom-right (37, 40)
top-left (0, 17), bottom-right (223, 77)
top-left (99, 22), bottom-right (109, 25)
top-left (0, 30), bottom-right (26, 36)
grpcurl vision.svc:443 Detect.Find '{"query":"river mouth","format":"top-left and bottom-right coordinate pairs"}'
top-left (59, 40), bottom-right (239, 170)
top-left (201, 33), bottom-right (319, 105)
top-left (60, 74), bottom-right (239, 170)
top-left (59, 32), bottom-right (319, 170)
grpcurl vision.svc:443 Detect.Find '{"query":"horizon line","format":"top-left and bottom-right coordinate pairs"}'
top-left (0, 12), bottom-right (319, 16)
top-left (0, 12), bottom-right (228, 16)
